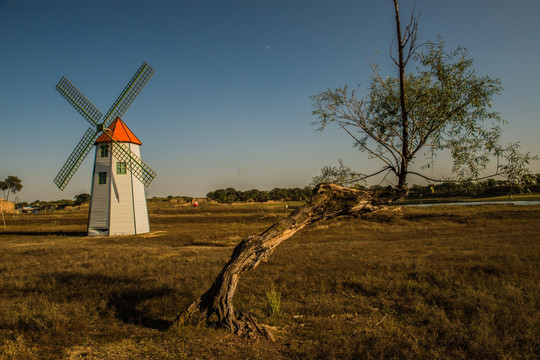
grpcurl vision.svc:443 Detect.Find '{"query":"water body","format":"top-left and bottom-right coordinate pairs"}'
top-left (405, 201), bottom-right (540, 207)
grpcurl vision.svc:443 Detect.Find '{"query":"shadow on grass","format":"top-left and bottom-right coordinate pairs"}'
top-left (0, 230), bottom-right (87, 236)
top-left (50, 272), bottom-right (136, 288)
top-left (107, 286), bottom-right (175, 331)
top-left (36, 272), bottom-right (175, 331)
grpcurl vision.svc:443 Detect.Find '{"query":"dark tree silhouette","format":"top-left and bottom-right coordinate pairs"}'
top-left (0, 176), bottom-right (23, 202)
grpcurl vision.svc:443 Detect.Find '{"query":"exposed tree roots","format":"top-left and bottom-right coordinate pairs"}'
top-left (170, 184), bottom-right (403, 340)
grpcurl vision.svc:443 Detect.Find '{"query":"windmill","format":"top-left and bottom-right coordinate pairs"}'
top-left (54, 62), bottom-right (156, 236)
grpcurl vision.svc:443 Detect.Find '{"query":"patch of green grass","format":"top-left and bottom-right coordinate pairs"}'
top-left (0, 203), bottom-right (538, 359)
top-left (265, 287), bottom-right (281, 318)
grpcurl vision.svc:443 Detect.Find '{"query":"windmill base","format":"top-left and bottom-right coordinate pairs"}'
top-left (88, 228), bottom-right (109, 237)
top-left (87, 228), bottom-right (150, 237)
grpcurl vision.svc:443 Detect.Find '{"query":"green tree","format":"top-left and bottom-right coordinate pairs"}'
top-left (207, 188), bottom-right (240, 203)
top-left (74, 193), bottom-right (91, 205)
top-left (312, 0), bottom-right (536, 192)
top-left (0, 176), bottom-right (23, 202)
top-left (242, 189), bottom-right (262, 202)
top-left (269, 188), bottom-right (288, 201)
top-left (252, 190), bottom-right (269, 203)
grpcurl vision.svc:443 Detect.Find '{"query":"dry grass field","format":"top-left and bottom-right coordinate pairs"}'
top-left (0, 202), bottom-right (539, 359)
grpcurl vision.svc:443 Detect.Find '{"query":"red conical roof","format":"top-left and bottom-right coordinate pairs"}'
top-left (95, 118), bottom-right (142, 145)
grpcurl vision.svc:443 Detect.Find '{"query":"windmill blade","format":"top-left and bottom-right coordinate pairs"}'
top-left (56, 76), bottom-right (103, 126)
top-left (102, 62), bottom-right (155, 128)
top-left (101, 130), bottom-right (156, 187)
top-left (111, 141), bottom-right (157, 187)
top-left (54, 127), bottom-right (100, 191)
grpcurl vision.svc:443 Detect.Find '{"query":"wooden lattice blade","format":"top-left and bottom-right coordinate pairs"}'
top-left (102, 62), bottom-right (155, 128)
top-left (101, 130), bottom-right (156, 187)
top-left (56, 77), bottom-right (103, 126)
top-left (54, 127), bottom-right (100, 191)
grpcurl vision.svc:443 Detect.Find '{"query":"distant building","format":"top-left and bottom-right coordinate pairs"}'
top-left (21, 206), bottom-right (39, 214)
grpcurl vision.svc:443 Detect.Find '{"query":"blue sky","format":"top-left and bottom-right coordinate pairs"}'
top-left (1, 0), bottom-right (539, 202)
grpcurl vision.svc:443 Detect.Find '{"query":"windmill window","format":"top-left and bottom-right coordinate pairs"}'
top-left (100, 145), bottom-right (109, 157)
top-left (98, 172), bottom-right (107, 184)
top-left (116, 162), bottom-right (127, 174)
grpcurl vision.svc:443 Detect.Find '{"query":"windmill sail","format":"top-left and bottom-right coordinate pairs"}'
top-left (102, 62), bottom-right (155, 128)
top-left (56, 77), bottom-right (103, 126)
top-left (54, 127), bottom-right (100, 190)
top-left (101, 130), bottom-right (156, 187)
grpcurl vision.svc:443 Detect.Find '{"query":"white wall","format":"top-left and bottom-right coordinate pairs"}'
top-left (88, 145), bottom-right (111, 236)
top-left (103, 142), bottom-right (150, 236)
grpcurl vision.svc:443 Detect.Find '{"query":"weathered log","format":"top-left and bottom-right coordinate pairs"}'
top-left (170, 183), bottom-right (402, 339)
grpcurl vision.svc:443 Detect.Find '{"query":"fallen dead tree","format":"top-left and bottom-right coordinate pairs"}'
top-left (170, 183), bottom-right (404, 340)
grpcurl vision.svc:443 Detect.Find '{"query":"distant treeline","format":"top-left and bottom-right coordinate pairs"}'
top-left (15, 175), bottom-right (540, 207)
top-left (207, 176), bottom-right (540, 203)
top-left (206, 187), bottom-right (313, 203)
top-left (16, 193), bottom-right (90, 209)
top-left (407, 177), bottom-right (540, 199)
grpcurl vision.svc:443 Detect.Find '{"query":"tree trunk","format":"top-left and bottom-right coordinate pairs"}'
top-left (398, 162), bottom-right (408, 191)
top-left (170, 184), bottom-right (403, 339)
top-left (393, 0), bottom-right (409, 190)
top-left (1, 210), bottom-right (6, 231)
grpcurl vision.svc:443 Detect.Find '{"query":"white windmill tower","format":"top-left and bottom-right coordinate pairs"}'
top-left (54, 62), bottom-right (157, 236)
